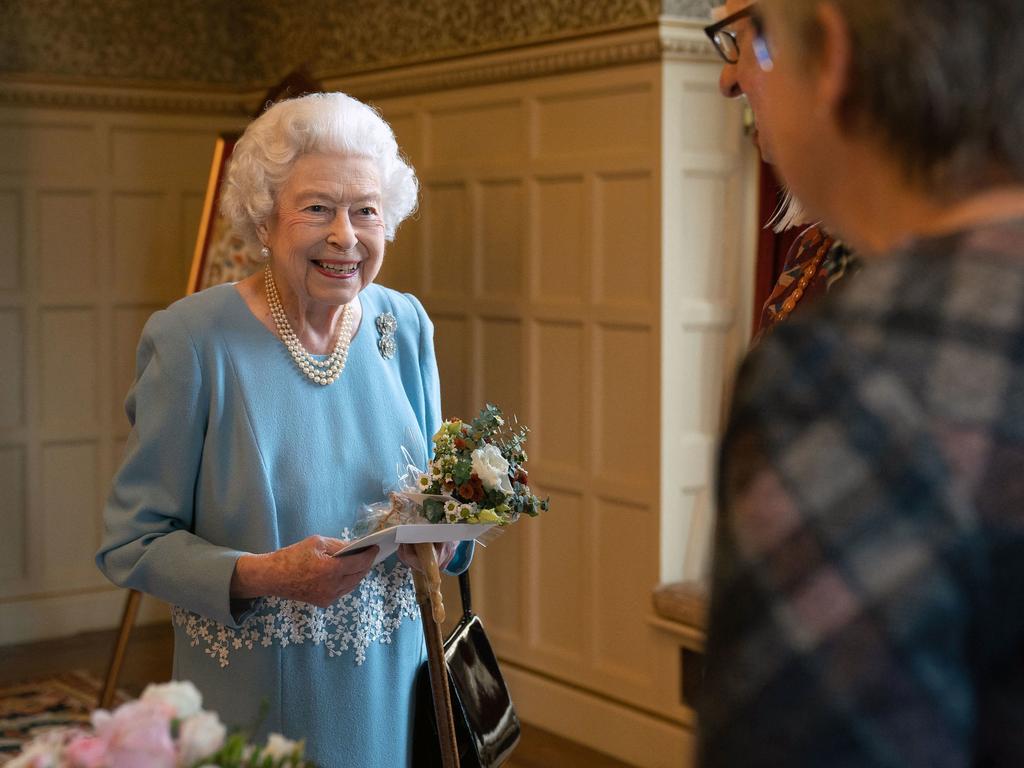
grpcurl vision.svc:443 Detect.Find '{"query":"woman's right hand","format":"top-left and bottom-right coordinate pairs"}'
top-left (231, 536), bottom-right (379, 608)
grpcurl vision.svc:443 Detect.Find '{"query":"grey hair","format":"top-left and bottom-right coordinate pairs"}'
top-left (768, 188), bottom-right (810, 233)
top-left (220, 92), bottom-right (418, 246)
top-left (769, 0), bottom-right (1024, 194)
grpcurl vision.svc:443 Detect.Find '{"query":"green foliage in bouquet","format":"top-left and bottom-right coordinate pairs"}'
top-left (416, 403), bottom-right (549, 525)
top-left (195, 730), bottom-right (316, 767)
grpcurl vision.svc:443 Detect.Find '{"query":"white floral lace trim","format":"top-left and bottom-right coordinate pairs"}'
top-left (170, 562), bottom-right (419, 668)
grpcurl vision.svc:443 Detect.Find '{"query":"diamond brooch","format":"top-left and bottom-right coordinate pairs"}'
top-left (376, 312), bottom-right (397, 359)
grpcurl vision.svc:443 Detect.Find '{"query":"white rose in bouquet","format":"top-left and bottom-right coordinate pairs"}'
top-left (178, 711), bottom-right (227, 765)
top-left (263, 733), bottom-right (302, 760)
top-left (141, 680), bottom-right (203, 719)
top-left (471, 444), bottom-right (513, 494)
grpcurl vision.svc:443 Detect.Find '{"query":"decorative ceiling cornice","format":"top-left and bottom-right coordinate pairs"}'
top-left (324, 28), bottom-right (655, 102)
top-left (0, 77), bottom-right (251, 115)
top-left (659, 17), bottom-right (719, 60)
top-left (326, 21), bottom-right (714, 102)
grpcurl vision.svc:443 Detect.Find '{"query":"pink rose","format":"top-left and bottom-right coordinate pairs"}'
top-left (64, 735), bottom-right (108, 768)
top-left (93, 700), bottom-right (176, 768)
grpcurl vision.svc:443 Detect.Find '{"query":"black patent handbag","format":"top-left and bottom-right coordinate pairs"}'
top-left (413, 569), bottom-right (521, 767)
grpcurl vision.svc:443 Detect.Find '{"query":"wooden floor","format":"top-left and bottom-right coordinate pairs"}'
top-left (0, 623), bottom-right (633, 768)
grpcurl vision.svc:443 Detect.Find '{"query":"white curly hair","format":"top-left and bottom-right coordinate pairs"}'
top-left (220, 92), bottom-right (418, 247)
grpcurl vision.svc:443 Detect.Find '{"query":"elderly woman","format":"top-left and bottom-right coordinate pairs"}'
top-left (700, 1), bottom-right (1024, 766)
top-left (97, 92), bottom-right (467, 766)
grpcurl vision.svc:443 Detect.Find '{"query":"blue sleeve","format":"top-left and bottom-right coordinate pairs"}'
top-left (95, 309), bottom-right (252, 628)
top-left (402, 292), bottom-right (442, 449)
top-left (443, 541), bottom-right (474, 576)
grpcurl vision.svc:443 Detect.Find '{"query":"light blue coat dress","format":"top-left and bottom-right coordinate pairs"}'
top-left (97, 283), bottom-right (469, 767)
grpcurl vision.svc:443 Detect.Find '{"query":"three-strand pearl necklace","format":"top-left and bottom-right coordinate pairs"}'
top-left (264, 266), bottom-right (353, 386)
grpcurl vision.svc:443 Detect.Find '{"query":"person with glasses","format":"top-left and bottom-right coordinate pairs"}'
top-left (699, 0), bottom-right (1024, 765)
top-left (707, 1), bottom-right (855, 335)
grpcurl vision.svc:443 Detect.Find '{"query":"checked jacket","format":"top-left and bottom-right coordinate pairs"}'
top-left (699, 218), bottom-right (1024, 767)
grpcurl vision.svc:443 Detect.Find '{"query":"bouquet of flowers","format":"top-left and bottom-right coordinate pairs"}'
top-left (9, 681), bottom-right (316, 768)
top-left (418, 404), bottom-right (548, 524)
top-left (360, 404), bottom-right (548, 536)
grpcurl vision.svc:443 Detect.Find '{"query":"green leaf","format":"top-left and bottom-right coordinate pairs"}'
top-left (423, 497), bottom-right (446, 523)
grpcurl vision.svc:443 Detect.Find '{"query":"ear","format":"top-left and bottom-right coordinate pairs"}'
top-left (814, 2), bottom-right (853, 115)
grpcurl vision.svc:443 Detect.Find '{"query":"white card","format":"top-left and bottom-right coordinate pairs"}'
top-left (332, 523), bottom-right (495, 566)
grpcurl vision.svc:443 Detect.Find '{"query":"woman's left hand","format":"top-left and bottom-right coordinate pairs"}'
top-left (397, 541), bottom-right (457, 573)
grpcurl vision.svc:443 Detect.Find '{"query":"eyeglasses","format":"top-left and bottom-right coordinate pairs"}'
top-left (704, 4), bottom-right (774, 71)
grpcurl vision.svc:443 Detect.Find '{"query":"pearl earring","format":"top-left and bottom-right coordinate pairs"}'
top-left (260, 245), bottom-right (271, 260)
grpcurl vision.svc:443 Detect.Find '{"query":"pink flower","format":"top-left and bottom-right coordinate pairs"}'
top-left (92, 700), bottom-right (177, 768)
top-left (63, 735), bottom-right (108, 768)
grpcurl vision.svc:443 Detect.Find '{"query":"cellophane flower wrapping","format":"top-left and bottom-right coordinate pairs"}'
top-left (356, 404), bottom-right (549, 536)
top-left (8, 681), bottom-right (317, 768)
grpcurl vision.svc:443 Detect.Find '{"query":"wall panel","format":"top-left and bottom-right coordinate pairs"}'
top-left (596, 173), bottom-right (655, 306)
top-left (477, 523), bottom-right (525, 642)
top-left (379, 216), bottom-right (421, 294)
top-left (40, 442), bottom-right (101, 588)
top-left (535, 86), bottom-right (652, 158)
top-left (535, 177), bottom-right (587, 303)
top-left (533, 486), bottom-right (586, 658)
top-left (0, 309), bottom-right (24, 429)
top-left (535, 321), bottom-right (586, 471)
top-left (480, 181), bottom-right (524, 298)
top-left (423, 183), bottom-right (472, 297)
top-left (0, 124), bottom-right (99, 180)
top-left (432, 314), bottom-right (472, 419)
top-left (110, 128), bottom-right (220, 183)
top-left (593, 497), bottom-right (657, 681)
top-left (429, 102), bottom-right (525, 166)
top-left (596, 325), bottom-right (653, 484)
top-left (479, 318), bottom-right (524, 418)
top-left (112, 192), bottom-right (170, 302)
top-left (180, 191), bottom-right (206, 267)
top-left (0, 446), bottom-right (27, 582)
top-left (40, 308), bottom-right (98, 433)
top-left (0, 190), bottom-right (22, 291)
top-left (38, 191), bottom-right (96, 300)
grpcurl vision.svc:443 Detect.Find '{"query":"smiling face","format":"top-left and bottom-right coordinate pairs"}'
top-left (260, 152), bottom-right (385, 314)
top-left (716, 0), bottom-right (777, 161)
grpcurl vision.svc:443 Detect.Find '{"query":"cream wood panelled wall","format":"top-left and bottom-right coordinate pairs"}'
top-left (341, 24), bottom-right (756, 766)
top-left (0, 106), bottom-right (245, 645)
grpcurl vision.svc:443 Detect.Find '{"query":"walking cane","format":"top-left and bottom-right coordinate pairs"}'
top-left (412, 542), bottom-right (460, 768)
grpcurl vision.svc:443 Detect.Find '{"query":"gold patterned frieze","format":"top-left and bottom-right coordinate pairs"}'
top-left (0, 0), bottom-right (713, 90)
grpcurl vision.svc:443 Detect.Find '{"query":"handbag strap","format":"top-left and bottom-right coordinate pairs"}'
top-left (458, 569), bottom-right (473, 620)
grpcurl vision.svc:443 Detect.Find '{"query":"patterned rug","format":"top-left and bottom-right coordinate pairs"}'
top-left (0, 671), bottom-right (128, 764)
